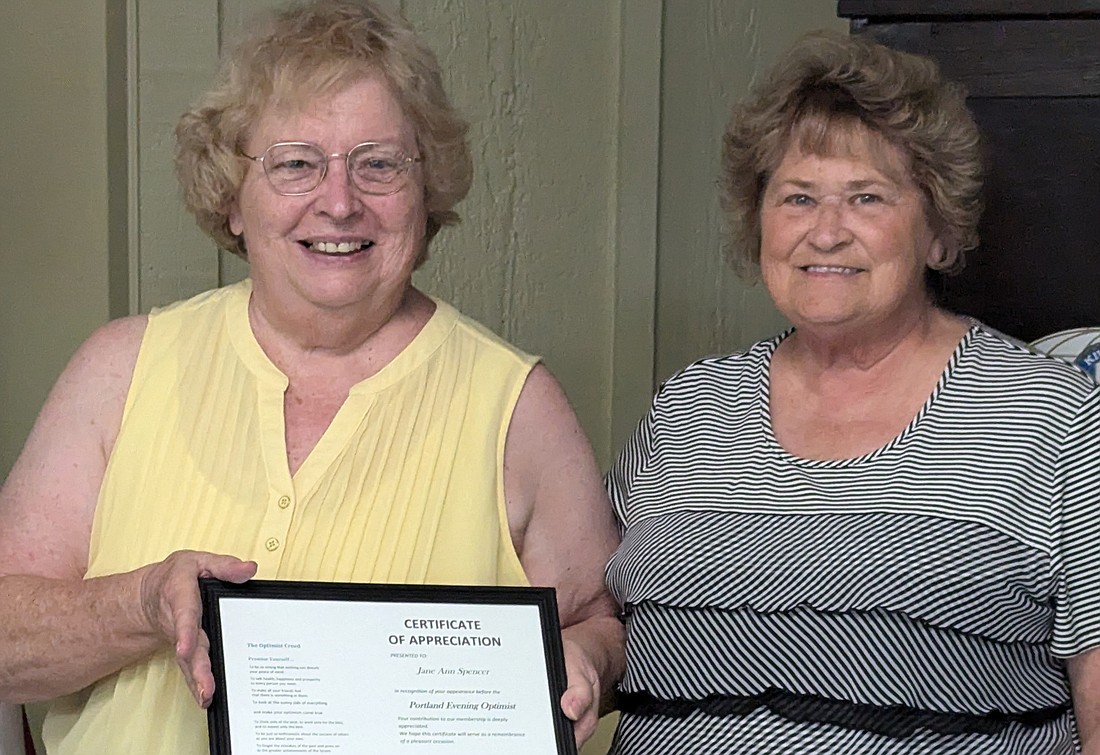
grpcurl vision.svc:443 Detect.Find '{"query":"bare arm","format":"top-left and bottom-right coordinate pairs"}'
top-left (1068, 649), bottom-right (1100, 753)
top-left (503, 365), bottom-right (625, 746)
top-left (0, 318), bottom-right (255, 704)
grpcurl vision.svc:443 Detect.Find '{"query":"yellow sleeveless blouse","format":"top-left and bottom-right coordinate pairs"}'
top-left (41, 280), bottom-right (535, 754)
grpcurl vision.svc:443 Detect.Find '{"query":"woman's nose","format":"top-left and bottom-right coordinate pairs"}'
top-left (312, 159), bottom-right (362, 219)
top-left (807, 199), bottom-right (853, 251)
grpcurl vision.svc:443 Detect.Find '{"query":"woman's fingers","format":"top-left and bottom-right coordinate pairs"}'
top-left (136, 550), bottom-right (257, 706)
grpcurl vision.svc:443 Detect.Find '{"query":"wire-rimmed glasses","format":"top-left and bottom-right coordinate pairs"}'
top-left (240, 141), bottom-right (422, 196)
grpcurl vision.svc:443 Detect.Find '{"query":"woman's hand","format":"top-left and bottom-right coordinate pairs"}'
top-left (560, 634), bottom-right (603, 746)
top-left (137, 550), bottom-right (257, 707)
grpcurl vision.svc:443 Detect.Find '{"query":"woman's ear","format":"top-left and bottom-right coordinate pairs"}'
top-left (229, 201), bottom-right (243, 237)
top-left (926, 235), bottom-right (948, 270)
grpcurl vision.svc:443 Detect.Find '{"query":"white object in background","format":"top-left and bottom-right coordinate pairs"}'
top-left (1029, 326), bottom-right (1100, 382)
top-left (0, 703), bottom-right (25, 755)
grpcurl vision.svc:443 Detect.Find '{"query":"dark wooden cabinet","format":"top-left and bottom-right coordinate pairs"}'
top-left (838, 1), bottom-right (1100, 342)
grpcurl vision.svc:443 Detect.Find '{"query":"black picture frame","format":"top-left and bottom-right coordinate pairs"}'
top-left (200, 578), bottom-right (576, 755)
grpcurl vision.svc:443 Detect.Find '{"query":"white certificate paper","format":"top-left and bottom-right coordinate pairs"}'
top-left (203, 582), bottom-right (573, 755)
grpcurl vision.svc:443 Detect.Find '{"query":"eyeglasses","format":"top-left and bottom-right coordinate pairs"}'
top-left (240, 141), bottom-right (422, 196)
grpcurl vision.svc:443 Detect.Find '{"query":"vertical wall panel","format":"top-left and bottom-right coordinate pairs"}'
top-left (655, 0), bottom-right (846, 382)
top-left (408, 1), bottom-right (619, 463)
top-left (0, 2), bottom-right (113, 476)
top-left (610, 0), bottom-right (663, 456)
top-left (133, 1), bottom-right (223, 310)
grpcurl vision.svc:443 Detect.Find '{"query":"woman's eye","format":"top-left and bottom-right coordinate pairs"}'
top-left (366, 158), bottom-right (398, 171)
top-left (351, 155), bottom-right (401, 174)
top-left (273, 159), bottom-right (315, 172)
top-left (853, 193), bottom-right (881, 205)
top-left (784, 194), bottom-right (813, 206)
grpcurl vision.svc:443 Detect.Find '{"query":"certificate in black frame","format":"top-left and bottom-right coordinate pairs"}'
top-left (200, 578), bottom-right (577, 755)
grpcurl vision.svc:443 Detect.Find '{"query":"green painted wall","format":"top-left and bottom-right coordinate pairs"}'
top-left (0, 2), bottom-right (117, 478)
top-left (0, 0), bottom-right (846, 477)
top-left (656, 0), bottom-right (846, 382)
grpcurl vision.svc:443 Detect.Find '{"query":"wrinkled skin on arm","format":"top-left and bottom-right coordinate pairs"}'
top-left (503, 364), bottom-right (625, 747)
top-left (1069, 649), bottom-right (1100, 754)
top-left (0, 317), bottom-right (255, 708)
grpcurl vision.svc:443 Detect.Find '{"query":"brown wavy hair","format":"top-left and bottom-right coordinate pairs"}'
top-left (174, 0), bottom-right (472, 264)
top-left (721, 30), bottom-right (983, 279)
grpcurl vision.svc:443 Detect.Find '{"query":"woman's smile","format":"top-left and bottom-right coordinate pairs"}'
top-left (299, 239), bottom-right (376, 255)
top-left (800, 264), bottom-right (865, 275)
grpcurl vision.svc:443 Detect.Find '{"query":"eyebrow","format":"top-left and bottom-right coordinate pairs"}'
top-left (846, 178), bottom-right (894, 191)
top-left (773, 177), bottom-right (895, 191)
top-left (770, 176), bottom-right (906, 194)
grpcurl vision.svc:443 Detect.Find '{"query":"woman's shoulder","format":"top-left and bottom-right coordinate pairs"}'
top-left (964, 322), bottom-right (1098, 395)
top-left (73, 315), bottom-right (149, 386)
top-left (431, 296), bottom-right (538, 368)
top-left (657, 333), bottom-right (783, 398)
top-left (12, 313), bottom-right (150, 484)
top-left (148, 279), bottom-right (249, 321)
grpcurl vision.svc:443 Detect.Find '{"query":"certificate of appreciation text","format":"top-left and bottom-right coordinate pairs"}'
top-left (201, 580), bottom-right (575, 755)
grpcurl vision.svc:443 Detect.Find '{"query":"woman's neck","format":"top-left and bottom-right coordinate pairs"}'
top-left (782, 304), bottom-right (965, 376)
top-left (247, 284), bottom-right (434, 384)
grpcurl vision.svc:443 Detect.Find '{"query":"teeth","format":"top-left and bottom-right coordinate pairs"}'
top-left (311, 241), bottom-right (370, 254)
top-left (805, 265), bottom-right (858, 274)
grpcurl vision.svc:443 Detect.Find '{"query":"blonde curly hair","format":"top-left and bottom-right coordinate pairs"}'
top-left (175, 0), bottom-right (472, 264)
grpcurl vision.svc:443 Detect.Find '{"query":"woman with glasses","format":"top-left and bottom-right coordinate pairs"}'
top-left (606, 31), bottom-right (1100, 754)
top-left (0, 2), bottom-right (622, 753)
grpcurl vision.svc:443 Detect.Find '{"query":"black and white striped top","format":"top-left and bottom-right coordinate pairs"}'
top-left (605, 325), bottom-right (1100, 754)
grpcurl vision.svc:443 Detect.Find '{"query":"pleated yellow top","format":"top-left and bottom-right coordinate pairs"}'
top-left (41, 279), bottom-right (536, 754)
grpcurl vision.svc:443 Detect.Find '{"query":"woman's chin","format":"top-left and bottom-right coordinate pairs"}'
top-left (787, 308), bottom-right (862, 331)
